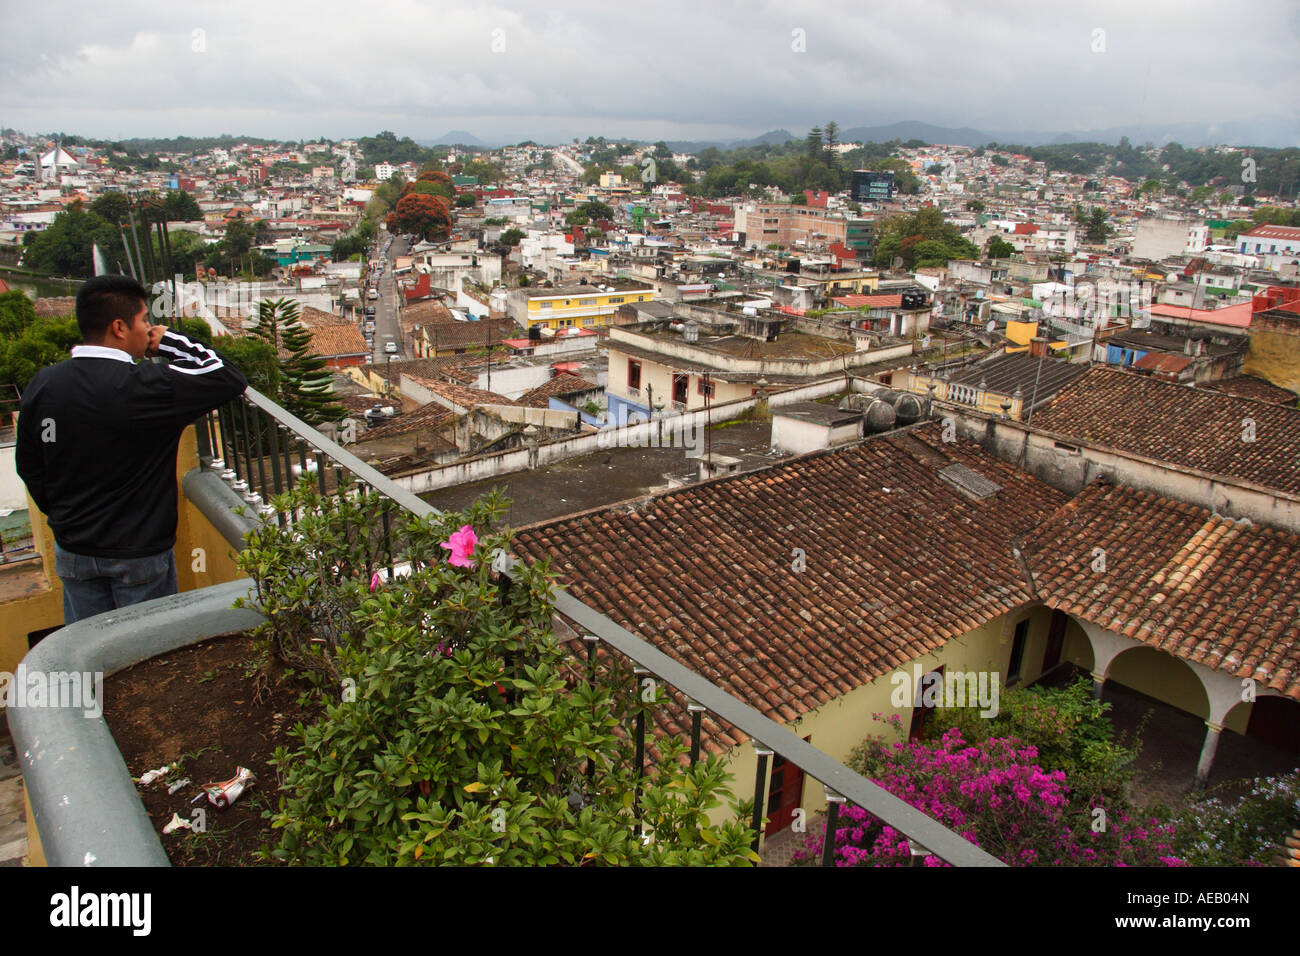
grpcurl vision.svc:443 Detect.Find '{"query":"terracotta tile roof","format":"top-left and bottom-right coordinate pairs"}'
top-left (402, 300), bottom-right (456, 326)
top-left (307, 323), bottom-right (369, 358)
top-left (1204, 375), bottom-right (1299, 407)
top-left (299, 305), bottom-right (350, 327)
top-left (1132, 352), bottom-right (1192, 374)
top-left (1031, 367), bottom-right (1300, 495)
top-left (1023, 481), bottom-right (1300, 701)
top-left (406, 374), bottom-right (516, 411)
top-left (375, 355), bottom-right (473, 385)
top-left (833, 293), bottom-right (902, 309)
top-left (517, 372), bottom-right (599, 409)
top-left (423, 318), bottom-right (517, 352)
top-left (33, 296), bottom-right (76, 318)
top-left (361, 402), bottom-right (454, 440)
top-left (512, 423), bottom-right (1069, 750)
top-left (1241, 224), bottom-right (1300, 242)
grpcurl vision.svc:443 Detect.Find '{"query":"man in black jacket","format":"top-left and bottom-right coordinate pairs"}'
top-left (16, 275), bottom-right (248, 624)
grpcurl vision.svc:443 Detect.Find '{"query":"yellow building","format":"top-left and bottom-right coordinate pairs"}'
top-left (513, 281), bottom-right (656, 331)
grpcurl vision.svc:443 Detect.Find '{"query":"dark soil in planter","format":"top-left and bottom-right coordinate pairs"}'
top-left (102, 632), bottom-right (316, 866)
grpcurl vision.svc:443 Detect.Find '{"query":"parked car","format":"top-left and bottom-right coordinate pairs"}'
top-left (367, 289), bottom-right (379, 300)
top-left (384, 341), bottom-right (398, 354)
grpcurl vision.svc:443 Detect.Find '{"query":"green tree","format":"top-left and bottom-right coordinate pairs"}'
top-left (576, 200), bottom-right (614, 222)
top-left (24, 202), bottom-right (122, 278)
top-left (499, 228), bottom-right (525, 247)
top-left (455, 192), bottom-right (477, 208)
top-left (212, 334), bottom-right (279, 394)
top-left (823, 121), bottom-right (839, 157)
top-left (987, 236), bottom-right (1015, 259)
top-left (805, 127), bottom-right (823, 160)
top-left (0, 290), bottom-right (38, 338)
top-left (1, 316), bottom-right (80, 392)
top-left (1085, 207), bottom-right (1110, 244)
top-left (162, 190), bottom-right (203, 221)
top-left (248, 298), bottom-right (345, 425)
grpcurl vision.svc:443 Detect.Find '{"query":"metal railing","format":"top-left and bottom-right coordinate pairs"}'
top-left (196, 387), bottom-right (1003, 867)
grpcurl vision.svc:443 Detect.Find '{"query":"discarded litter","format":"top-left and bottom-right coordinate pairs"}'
top-left (167, 778), bottom-right (191, 795)
top-left (193, 766), bottom-right (256, 809)
top-left (162, 812), bottom-right (192, 835)
top-left (138, 763), bottom-right (178, 786)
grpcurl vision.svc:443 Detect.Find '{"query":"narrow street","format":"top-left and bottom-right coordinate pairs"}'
top-left (370, 233), bottom-right (408, 365)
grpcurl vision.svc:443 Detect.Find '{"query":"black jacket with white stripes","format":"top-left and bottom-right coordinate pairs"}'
top-left (16, 330), bottom-right (248, 558)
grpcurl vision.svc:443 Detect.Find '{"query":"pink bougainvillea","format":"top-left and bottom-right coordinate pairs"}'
top-left (792, 729), bottom-right (1182, 867)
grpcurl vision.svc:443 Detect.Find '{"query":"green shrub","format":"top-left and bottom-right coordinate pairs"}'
top-left (1160, 772), bottom-right (1300, 866)
top-left (238, 480), bottom-right (757, 865)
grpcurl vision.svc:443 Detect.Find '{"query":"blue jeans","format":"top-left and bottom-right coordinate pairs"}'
top-left (53, 542), bottom-right (178, 625)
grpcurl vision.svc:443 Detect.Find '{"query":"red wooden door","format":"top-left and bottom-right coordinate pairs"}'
top-left (1042, 609), bottom-right (1068, 675)
top-left (765, 739), bottom-right (809, 834)
top-left (909, 666), bottom-right (944, 741)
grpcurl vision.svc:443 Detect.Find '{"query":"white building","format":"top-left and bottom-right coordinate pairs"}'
top-left (375, 162), bottom-right (396, 181)
top-left (1236, 224), bottom-right (1300, 271)
top-left (1132, 217), bottom-right (1209, 262)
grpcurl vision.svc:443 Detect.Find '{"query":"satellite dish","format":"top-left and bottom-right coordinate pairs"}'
top-left (986, 319), bottom-right (996, 333)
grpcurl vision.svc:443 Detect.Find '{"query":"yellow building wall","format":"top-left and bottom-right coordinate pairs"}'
top-left (526, 290), bottom-right (655, 329)
top-left (1007, 320), bottom-right (1038, 347)
top-left (705, 606), bottom-right (1057, 837)
top-left (1243, 328), bottom-right (1300, 397)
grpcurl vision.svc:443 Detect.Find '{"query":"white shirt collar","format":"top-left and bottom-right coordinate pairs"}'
top-left (70, 344), bottom-right (135, 364)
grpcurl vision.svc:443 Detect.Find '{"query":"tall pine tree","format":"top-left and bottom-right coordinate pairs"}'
top-left (249, 297), bottom-right (347, 426)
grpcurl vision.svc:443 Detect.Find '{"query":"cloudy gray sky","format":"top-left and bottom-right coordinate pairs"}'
top-left (2, 0), bottom-right (1297, 146)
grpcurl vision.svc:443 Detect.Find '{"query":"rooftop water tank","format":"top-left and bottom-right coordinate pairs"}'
top-left (864, 399), bottom-right (896, 433)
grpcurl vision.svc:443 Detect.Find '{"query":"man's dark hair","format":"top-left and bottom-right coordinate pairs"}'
top-left (75, 275), bottom-right (150, 342)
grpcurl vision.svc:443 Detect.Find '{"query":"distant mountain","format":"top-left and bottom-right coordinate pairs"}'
top-left (665, 118), bottom-right (1296, 155)
top-left (734, 128), bottom-right (797, 147)
top-left (663, 129), bottom-right (798, 152)
top-left (425, 130), bottom-right (491, 147)
top-left (838, 121), bottom-right (991, 147)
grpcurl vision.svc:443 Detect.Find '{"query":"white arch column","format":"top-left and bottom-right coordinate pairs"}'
top-left (1075, 619), bottom-right (1261, 789)
top-left (1076, 621), bottom-right (1132, 699)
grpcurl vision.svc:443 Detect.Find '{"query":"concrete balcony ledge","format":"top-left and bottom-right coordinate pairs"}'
top-left (8, 580), bottom-right (266, 866)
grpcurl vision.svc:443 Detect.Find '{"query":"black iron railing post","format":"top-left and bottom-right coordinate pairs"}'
top-left (687, 700), bottom-right (705, 766)
top-left (750, 744), bottom-right (773, 855)
top-left (235, 401), bottom-right (254, 497)
top-left (251, 406), bottom-right (269, 509)
top-left (582, 633), bottom-right (600, 785)
top-left (821, 788), bottom-right (846, 868)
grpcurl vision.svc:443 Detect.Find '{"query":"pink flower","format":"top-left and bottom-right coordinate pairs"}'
top-left (441, 524), bottom-right (478, 568)
top-left (370, 571), bottom-right (381, 591)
